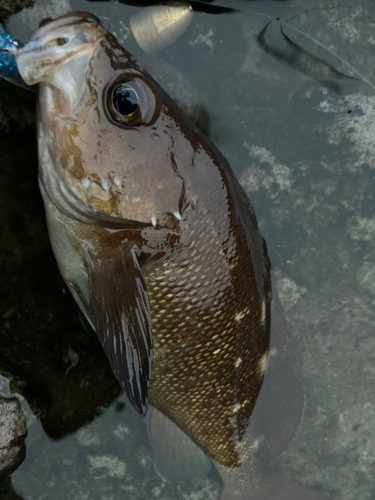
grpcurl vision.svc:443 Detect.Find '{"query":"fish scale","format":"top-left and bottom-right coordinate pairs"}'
top-left (145, 195), bottom-right (268, 467)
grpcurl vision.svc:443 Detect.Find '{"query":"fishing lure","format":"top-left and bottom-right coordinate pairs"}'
top-left (0, 24), bottom-right (29, 89)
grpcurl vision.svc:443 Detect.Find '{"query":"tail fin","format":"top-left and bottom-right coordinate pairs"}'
top-left (248, 287), bottom-right (304, 457)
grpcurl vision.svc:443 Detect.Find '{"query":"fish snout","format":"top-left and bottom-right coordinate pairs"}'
top-left (15, 12), bottom-right (106, 86)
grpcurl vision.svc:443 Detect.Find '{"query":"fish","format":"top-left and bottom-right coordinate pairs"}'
top-left (16, 12), bottom-right (328, 499)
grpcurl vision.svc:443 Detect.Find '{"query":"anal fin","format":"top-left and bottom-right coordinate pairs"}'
top-left (147, 405), bottom-right (212, 483)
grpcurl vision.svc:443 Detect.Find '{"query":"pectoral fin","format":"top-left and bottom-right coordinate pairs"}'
top-left (88, 248), bottom-right (153, 416)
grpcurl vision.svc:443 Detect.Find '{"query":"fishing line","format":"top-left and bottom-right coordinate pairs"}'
top-left (285, 4), bottom-right (353, 24)
top-left (83, 1), bottom-right (374, 91)
top-left (108, 0), bottom-right (120, 30)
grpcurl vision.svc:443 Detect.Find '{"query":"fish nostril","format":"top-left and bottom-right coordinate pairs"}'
top-left (43, 37), bottom-right (69, 50)
top-left (56, 37), bottom-right (69, 46)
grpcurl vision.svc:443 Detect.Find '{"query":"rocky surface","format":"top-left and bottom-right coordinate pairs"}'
top-left (0, 0), bottom-right (36, 133)
top-left (0, 397), bottom-right (27, 482)
top-left (0, 1), bottom-right (374, 500)
top-left (0, 0), bottom-right (34, 22)
top-left (0, 127), bottom-right (122, 440)
top-left (0, 478), bottom-right (24, 500)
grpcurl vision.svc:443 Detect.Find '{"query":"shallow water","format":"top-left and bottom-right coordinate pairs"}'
top-left (1, 1), bottom-right (375, 499)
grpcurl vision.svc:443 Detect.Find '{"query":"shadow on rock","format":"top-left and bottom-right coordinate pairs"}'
top-left (0, 477), bottom-right (25, 499)
top-left (0, 130), bottom-right (122, 440)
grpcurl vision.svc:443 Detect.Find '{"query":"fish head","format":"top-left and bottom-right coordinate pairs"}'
top-left (16, 11), bottom-right (194, 230)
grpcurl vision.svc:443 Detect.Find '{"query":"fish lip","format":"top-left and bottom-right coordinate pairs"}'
top-left (39, 170), bottom-right (173, 231)
top-left (15, 12), bottom-right (106, 86)
top-left (16, 40), bottom-right (97, 86)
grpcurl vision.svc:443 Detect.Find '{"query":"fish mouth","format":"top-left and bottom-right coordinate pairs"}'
top-left (16, 38), bottom-right (95, 87)
top-left (16, 12), bottom-right (106, 105)
top-left (39, 143), bottom-right (172, 231)
top-left (39, 164), bottom-right (156, 230)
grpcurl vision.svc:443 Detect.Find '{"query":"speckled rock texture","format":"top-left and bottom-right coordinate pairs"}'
top-left (0, 0), bottom-right (34, 22)
top-left (0, 397), bottom-right (26, 482)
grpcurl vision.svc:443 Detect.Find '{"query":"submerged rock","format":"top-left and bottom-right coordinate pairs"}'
top-left (0, 396), bottom-right (27, 482)
top-left (0, 0), bottom-right (34, 22)
top-left (0, 478), bottom-right (24, 499)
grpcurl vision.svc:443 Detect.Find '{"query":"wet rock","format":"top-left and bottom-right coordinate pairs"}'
top-left (17, 0), bottom-right (71, 32)
top-left (0, 130), bottom-right (122, 440)
top-left (334, 403), bottom-right (375, 488)
top-left (0, 0), bottom-right (36, 133)
top-left (0, 0), bottom-right (34, 22)
top-left (0, 477), bottom-right (24, 499)
top-left (0, 397), bottom-right (27, 482)
top-left (87, 454), bottom-right (127, 480)
top-left (0, 81), bottom-right (35, 133)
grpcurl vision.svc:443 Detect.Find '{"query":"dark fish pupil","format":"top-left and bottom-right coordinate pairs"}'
top-left (112, 85), bottom-right (139, 116)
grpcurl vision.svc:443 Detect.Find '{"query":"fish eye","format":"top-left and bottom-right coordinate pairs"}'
top-left (107, 76), bottom-right (159, 127)
top-left (111, 84), bottom-right (141, 124)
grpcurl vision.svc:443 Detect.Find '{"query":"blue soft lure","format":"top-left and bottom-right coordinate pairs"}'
top-left (0, 24), bottom-right (29, 89)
